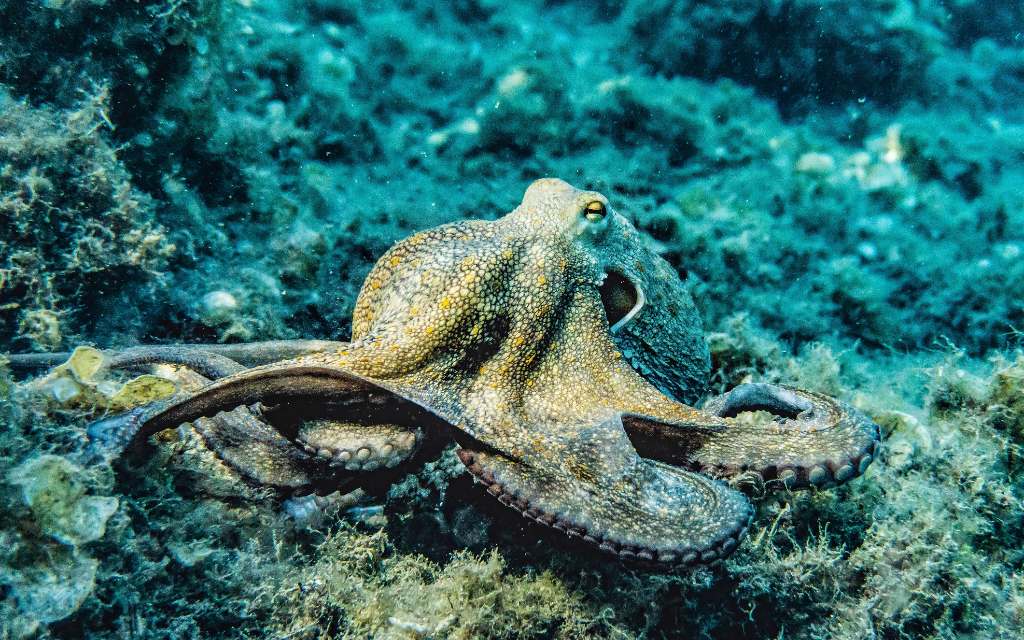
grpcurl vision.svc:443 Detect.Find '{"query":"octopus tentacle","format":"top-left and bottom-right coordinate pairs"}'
top-left (91, 402), bottom-right (357, 495)
top-left (106, 347), bottom-right (247, 378)
top-left (624, 383), bottom-right (880, 490)
top-left (5, 340), bottom-right (346, 376)
top-left (116, 365), bottom-right (375, 441)
top-left (71, 354), bottom-right (330, 489)
top-left (700, 383), bottom-right (880, 489)
top-left (456, 442), bottom-right (753, 565)
top-left (78, 347), bottom-right (424, 476)
top-left (191, 406), bottom-right (337, 492)
top-left (7, 346), bottom-right (245, 379)
top-left (78, 350), bottom-right (250, 461)
top-left (167, 340), bottom-right (348, 367)
top-left (86, 355), bottom-right (436, 455)
top-left (85, 356), bottom-right (430, 492)
top-left (44, 345), bottom-right (431, 488)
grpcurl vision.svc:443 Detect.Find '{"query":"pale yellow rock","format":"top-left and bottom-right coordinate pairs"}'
top-left (64, 346), bottom-right (104, 383)
top-left (109, 374), bottom-right (177, 411)
top-left (31, 346), bottom-right (176, 411)
top-left (7, 455), bottom-right (118, 546)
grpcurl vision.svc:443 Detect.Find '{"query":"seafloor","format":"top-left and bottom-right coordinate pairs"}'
top-left (1, 1), bottom-right (1022, 639)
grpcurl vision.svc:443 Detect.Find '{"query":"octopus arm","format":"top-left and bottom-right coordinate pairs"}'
top-left (191, 406), bottom-right (330, 491)
top-left (5, 340), bottom-right (346, 375)
top-left (84, 352), bottom-right (438, 461)
top-left (456, 415), bottom-right (753, 565)
top-left (624, 383), bottom-right (881, 490)
top-left (32, 350), bottom-right (339, 491)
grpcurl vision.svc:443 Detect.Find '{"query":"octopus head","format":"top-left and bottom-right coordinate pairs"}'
top-left (512, 178), bottom-right (711, 403)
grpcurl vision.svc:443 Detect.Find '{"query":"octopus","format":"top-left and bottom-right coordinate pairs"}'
top-left (9, 178), bottom-right (880, 566)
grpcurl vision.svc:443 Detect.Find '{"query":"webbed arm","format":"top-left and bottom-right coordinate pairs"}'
top-left (623, 383), bottom-right (881, 490)
top-left (48, 346), bottom-right (427, 492)
top-left (456, 414), bottom-right (753, 565)
top-left (84, 347), bottom-right (440, 463)
top-left (62, 350), bottom-right (338, 491)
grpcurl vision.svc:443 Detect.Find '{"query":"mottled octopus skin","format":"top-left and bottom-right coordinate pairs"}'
top-left (9, 178), bottom-right (881, 565)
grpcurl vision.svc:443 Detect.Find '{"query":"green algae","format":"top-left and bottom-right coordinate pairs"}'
top-left (0, 89), bottom-right (175, 350)
top-left (989, 353), bottom-right (1024, 443)
top-left (264, 531), bottom-right (601, 640)
top-left (3, 341), bottom-right (1021, 639)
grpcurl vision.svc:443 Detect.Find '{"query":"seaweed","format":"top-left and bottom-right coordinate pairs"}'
top-left (0, 88), bottom-right (174, 349)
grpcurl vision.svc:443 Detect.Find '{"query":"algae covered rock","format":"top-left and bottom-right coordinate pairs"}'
top-left (621, 0), bottom-right (945, 112)
top-left (266, 529), bottom-right (597, 640)
top-left (983, 352), bottom-right (1024, 442)
top-left (1, 454), bottom-right (118, 635)
top-left (27, 346), bottom-right (176, 412)
top-left (7, 454), bottom-right (118, 546)
top-left (5, 548), bottom-right (99, 627)
top-left (0, 89), bottom-right (175, 350)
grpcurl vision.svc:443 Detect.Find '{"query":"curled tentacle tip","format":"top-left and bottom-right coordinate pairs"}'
top-left (83, 406), bottom-right (150, 463)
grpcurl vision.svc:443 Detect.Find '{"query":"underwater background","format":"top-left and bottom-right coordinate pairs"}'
top-left (1, 0), bottom-right (1023, 638)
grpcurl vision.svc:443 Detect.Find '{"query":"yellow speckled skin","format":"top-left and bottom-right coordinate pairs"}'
top-left (38, 178), bottom-right (880, 565)
top-left (336, 179), bottom-right (715, 448)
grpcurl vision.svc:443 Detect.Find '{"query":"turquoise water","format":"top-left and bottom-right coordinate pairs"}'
top-left (1, 1), bottom-right (1022, 638)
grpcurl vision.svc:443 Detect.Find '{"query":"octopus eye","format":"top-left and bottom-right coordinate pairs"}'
top-left (584, 200), bottom-right (606, 222)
